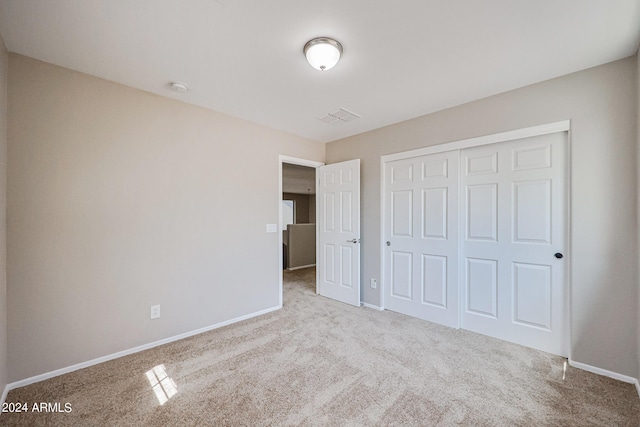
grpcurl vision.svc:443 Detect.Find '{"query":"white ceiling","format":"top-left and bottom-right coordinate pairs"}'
top-left (0, 1), bottom-right (639, 143)
top-left (283, 163), bottom-right (315, 195)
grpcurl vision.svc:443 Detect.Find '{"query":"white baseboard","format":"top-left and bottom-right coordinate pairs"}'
top-left (287, 264), bottom-right (315, 271)
top-left (361, 302), bottom-right (383, 311)
top-left (4, 305), bottom-right (281, 392)
top-left (569, 359), bottom-right (640, 398)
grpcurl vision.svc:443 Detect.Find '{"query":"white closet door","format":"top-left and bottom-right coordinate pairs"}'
top-left (461, 132), bottom-right (567, 356)
top-left (383, 150), bottom-right (459, 328)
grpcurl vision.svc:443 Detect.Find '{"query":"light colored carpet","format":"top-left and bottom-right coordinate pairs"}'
top-left (2, 267), bottom-right (639, 426)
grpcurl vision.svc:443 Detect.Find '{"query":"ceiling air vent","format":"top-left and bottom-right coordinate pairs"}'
top-left (317, 108), bottom-right (361, 126)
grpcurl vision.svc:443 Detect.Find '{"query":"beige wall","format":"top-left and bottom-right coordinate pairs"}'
top-left (283, 193), bottom-right (310, 224)
top-left (7, 55), bottom-right (324, 382)
top-left (286, 224), bottom-right (316, 269)
top-left (0, 34), bottom-right (8, 395)
top-left (327, 56), bottom-right (639, 378)
top-left (309, 195), bottom-right (316, 223)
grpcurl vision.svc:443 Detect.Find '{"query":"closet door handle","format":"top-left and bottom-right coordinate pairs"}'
top-left (554, 253), bottom-right (563, 259)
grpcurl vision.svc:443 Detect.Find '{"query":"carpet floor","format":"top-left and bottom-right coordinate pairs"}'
top-left (2, 267), bottom-right (639, 426)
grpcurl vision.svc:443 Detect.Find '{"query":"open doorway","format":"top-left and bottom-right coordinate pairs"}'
top-left (282, 163), bottom-right (316, 270)
top-left (278, 156), bottom-right (323, 307)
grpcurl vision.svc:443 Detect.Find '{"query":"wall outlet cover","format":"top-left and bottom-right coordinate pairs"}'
top-left (266, 224), bottom-right (278, 233)
top-left (150, 305), bottom-right (160, 319)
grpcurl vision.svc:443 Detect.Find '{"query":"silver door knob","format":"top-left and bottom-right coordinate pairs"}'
top-left (386, 241), bottom-right (390, 246)
top-left (346, 238), bottom-right (359, 243)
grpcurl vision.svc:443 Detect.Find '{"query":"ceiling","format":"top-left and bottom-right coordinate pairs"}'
top-left (283, 163), bottom-right (315, 195)
top-left (0, 1), bottom-right (639, 143)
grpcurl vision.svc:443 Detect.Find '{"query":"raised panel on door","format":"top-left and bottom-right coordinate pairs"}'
top-left (323, 193), bottom-right (335, 232)
top-left (512, 144), bottom-right (551, 171)
top-left (512, 262), bottom-right (551, 330)
top-left (323, 244), bottom-right (335, 284)
top-left (466, 184), bottom-right (498, 242)
top-left (422, 188), bottom-right (447, 240)
top-left (340, 245), bottom-right (353, 289)
top-left (466, 258), bottom-right (498, 318)
top-left (324, 169), bottom-right (337, 186)
top-left (391, 190), bottom-right (413, 238)
top-left (391, 251), bottom-right (413, 300)
top-left (341, 191), bottom-right (353, 233)
top-left (422, 255), bottom-right (447, 307)
top-left (466, 151), bottom-right (498, 176)
top-left (391, 162), bottom-right (413, 184)
top-left (513, 180), bottom-right (551, 244)
top-left (341, 167), bottom-right (353, 184)
top-left (422, 158), bottom-right (448, 179)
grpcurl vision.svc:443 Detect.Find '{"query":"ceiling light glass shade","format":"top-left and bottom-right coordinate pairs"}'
top-left (304, 38), bottom-right (343, 71)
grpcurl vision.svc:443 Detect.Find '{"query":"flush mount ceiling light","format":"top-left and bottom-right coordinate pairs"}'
top-left (303, 37), bottom-right (343, 71)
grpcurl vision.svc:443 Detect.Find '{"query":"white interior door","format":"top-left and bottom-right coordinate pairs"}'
top-left (461, 132), bottom-right (567, 356)
top-left (383, 150), bottom-right (459, 327)
top-left (317, 159), bottom-right (361, 307)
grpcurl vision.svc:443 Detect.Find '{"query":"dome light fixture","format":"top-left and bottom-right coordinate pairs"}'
top-left (303, 37), bottom-right (343, 71)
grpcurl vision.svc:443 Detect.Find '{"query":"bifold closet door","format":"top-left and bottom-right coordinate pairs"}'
top-left (383, 150), bottom-right (459, 328)
top-left (460, 132), bottom-right (567, 356)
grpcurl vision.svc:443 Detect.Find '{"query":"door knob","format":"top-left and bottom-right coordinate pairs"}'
top-left (386, 241), bottom-right (391, 246)
top-left (554, 253), bottom-right (563, 259)
top-left (346, 238), bottom-right (360, 243)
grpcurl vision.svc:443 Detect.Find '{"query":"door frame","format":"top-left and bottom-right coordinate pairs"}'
top-left (379, 120), bottom-right (572, 353)
top-left (278, 155), bottom-right (324, 307)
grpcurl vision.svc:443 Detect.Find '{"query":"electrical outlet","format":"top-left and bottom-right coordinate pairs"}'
top-left (150, 305), bottom-right (160, 319)
top-left (370, 278), bottom-right (377, 289)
